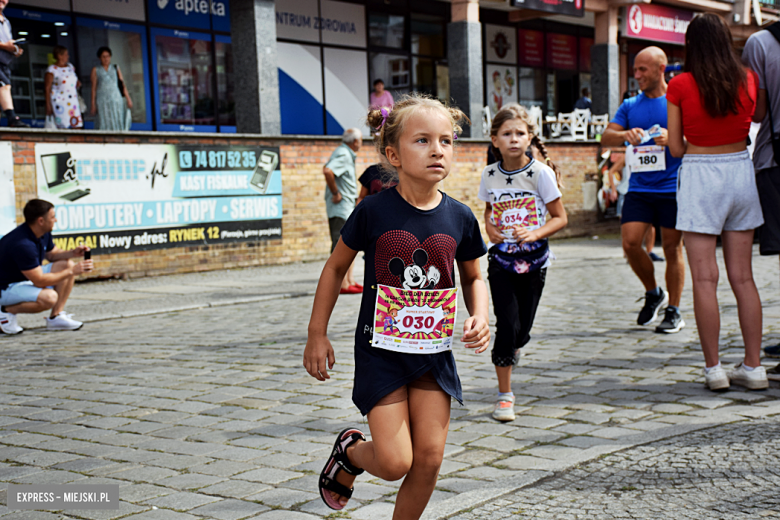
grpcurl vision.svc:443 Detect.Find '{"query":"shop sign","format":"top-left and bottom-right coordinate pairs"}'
top-left (4, 7), bottom-right (70, 24)
top-left (486, 64), bottom-right (518, 116)
top-left (73, 0), bottom-right (145, 22)
top-left (276, 0), bottom-right (319, 43)
top-left (622, 4), bottom-right (692, 45)
top-left (35, 144), bottom-right (283, 254)
top-left (518, 29), bottom-right (544, 67)
top-left (485, 24), bottom-right (517, 65)
top-left (147, 0), bottom-right (230, 32)
top-left (579, 37), bottom-right (593, 71)
top-left (511, 0), bottom-right (583, 18)
top-left (0, 143), bottom-right (15, 237)
top-left (8, 0), bottom-right (70, 13)
top-left (276, 0), bottom-right (366, 48)
top-left (546, 33), bottom-right (577, 70)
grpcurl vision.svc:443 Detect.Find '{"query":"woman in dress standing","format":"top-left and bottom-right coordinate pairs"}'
top-left (44, 45), bottom-right (82, 129)
top-left (90, 46), bottom-right (133, 131)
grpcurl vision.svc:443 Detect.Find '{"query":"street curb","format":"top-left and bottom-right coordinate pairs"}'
top-left (15, 291), bottom-right (316, 331)
top-left (426, 406), bottom-right (780, 519)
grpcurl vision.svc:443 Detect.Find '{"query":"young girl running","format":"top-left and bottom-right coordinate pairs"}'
top-left (303, 94), bottom-right (490, 519)
top-left (481, 104), bottom-right (568, 422)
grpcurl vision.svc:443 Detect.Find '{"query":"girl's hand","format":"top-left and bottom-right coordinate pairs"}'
top-left (303, 335), bottom-right (336, 381)
top-left (485, 219), bottom-right (505, 244)
top-left (513, 226), bottom-right (539, 244)
top-left (462, 315), bottom-right (490, 353)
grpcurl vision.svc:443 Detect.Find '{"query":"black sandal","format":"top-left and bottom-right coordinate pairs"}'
top-left (319, 428), bottom-right (366, 510)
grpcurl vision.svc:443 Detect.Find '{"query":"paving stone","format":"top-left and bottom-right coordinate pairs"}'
top-left (188, 498), bottom-right (269, 519)
top-left (247, 487), bottom-right (318, 508)
top-left (144, 492), bottom-right (220, 511)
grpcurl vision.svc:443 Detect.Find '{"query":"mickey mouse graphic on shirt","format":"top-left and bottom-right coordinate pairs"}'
top-left (388, 249), bottom-right (441, 290)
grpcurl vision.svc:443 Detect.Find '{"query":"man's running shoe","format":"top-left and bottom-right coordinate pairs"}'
top-left (0, 312), bottom-right (23, 335)
top-left (492, 395), bottom-right (515, 422)
top-left (764, 344), bottom-right (780, 358)
top-left (8, 117), bottom-right (30, 128)
top-left (45, 313), bottom-right (83, 331)
top-left (637, 288), bottom-right (668, 326)
top-left (767, 365), bottom-right (780, 382)
top-left (704, 365), bottom-right (729, 391)
top-left (729, 363), bottom-right (768, 390)
top-left (655, 307), bottom-right (685, 334)
top-left (648, 252), bottom-right (665, 262)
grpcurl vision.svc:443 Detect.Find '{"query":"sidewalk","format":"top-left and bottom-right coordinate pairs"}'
top-left (2, 237), bottom-right (780, 519)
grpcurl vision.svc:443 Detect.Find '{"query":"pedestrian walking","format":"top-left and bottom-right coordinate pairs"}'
top-left (667, 14), bottom-right (766, 391)
top-left (356, 160), bottom-right (396, 205)
top-left (743, 22), bottom-right (780, 376)
top-left (323, 128), bottom-right (362, 294)
top-left (0, 0), bottom-right (29, 128)
top-left (369, 79), bottom-right (393, 110)
top-left (304, 94), bottom-right (490, 518)
top-left (44, 45), bottom-right (83, 129)
top-left (602, 46), bottom-right (686, 334)
top-left (480, 104), bottom-right (568, 422)
top-left (90, 47), bottom-right (133, 131)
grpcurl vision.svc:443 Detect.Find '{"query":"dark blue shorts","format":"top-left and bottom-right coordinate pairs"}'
top-left (620, 191), bottom-right (678, 229)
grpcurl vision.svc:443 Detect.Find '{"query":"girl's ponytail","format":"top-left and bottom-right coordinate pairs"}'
top-left (531, 135), bottom-right (562, 188)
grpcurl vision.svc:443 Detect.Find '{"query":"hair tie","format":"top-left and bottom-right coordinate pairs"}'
top-left (545, 158), bottom-right (551, 164)
top-left (453, 133), bottom-right (458, 140)
top-left (378, 107), bottom-right (390, 129)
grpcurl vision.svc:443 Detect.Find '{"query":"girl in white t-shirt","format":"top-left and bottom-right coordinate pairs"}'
top-left (480, 104), bottom-right (568, 422)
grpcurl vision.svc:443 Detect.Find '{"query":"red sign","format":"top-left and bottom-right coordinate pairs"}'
top-left (518, 29), bottom-right (545, 67)
top-left (546, 33), bottom-right (577, 70)
top-left (623, 4), bottom-right (693, 45)
top-left (579, 37), bottom-right (593, 71)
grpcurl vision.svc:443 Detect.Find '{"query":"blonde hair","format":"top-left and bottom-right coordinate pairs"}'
top-left (489, 104), bottom-right (562, 187)
top-left (367, 93), bottom-right (470, 180)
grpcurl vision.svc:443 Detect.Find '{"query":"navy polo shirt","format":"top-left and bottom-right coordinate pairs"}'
top-left (0, 224), bottom-right (54, 291)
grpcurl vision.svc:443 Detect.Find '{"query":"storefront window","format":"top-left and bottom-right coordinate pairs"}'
top-left (5, 9), bottom-right (73, 124)
top-left (369, 13), bottom-right (405, 49)
top-left (411, 15), bottom-right (444, 58)
top-left (412, 57), bottom-right (435, 96)
top-left (153, 29), bottom-right (215, 131)
top-left (76, 19), bottom-right (149, 129)
top-left (370, 52), bottom-right (410, 98)
top-left (518, 67), bottom-right (545, 112)
top-left (215, 38), bottom-right (235, 129)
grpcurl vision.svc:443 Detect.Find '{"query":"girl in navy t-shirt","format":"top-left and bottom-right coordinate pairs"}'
top-left (303, 94), bottom-right (490, 517)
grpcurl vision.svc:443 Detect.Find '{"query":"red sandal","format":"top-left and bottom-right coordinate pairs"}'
top-left (319, 428), bottom-right (366, 510)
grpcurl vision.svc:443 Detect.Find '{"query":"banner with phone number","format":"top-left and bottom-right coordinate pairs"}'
top-left (34, 143), bottom-right (282, 254)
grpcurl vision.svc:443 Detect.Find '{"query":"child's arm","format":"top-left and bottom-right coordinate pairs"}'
top-left (607, 156), bottom-right (625, 204)
top-left (303, 239), bottom-right (358, 381)
top-left (513, 198), bottom-right (568, 243)
top-left (483, 203), bottom-right (505, 244)
top-left (456, 258), bottom-right (490, 354)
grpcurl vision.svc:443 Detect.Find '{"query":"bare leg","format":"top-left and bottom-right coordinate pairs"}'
top-left (49, 260), bottom-right (75, 317)
top-left (622, 221), bottom-right (656, 292)
top-left (683, 232), bottom-right (720, 367)
top-left (0, 85), bottom-right (13, 111)
top-left (495, 365), bottom-right (512, 394)
top-left (393, 386), bottom-right (450, 519)
top-left (661, 227), bottom-right (685, 308)
top-left (645, 226), bottom-right (656, 254)
top-left (722, 230), bottom-right (762, 368)
top-left (4, 289), bottom-right (57, 315)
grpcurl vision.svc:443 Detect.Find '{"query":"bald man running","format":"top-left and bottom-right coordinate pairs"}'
top-left (602, 47), bottom-right (685, 333)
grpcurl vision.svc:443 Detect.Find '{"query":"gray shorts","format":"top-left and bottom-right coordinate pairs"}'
top-left (676, 151), bottom-right (764, 235)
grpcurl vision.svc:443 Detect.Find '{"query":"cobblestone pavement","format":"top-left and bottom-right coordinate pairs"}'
top-left (455, 416), bottom-right (780, 519)
top-left (1, 238), bottom-right (779, 519)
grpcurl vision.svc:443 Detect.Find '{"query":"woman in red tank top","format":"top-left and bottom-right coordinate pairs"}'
top-left (667, 13), bottom-right (766, 391)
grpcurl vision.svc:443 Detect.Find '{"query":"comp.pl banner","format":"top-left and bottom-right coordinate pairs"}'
top-left (34, 143), bottom-right (282, 254)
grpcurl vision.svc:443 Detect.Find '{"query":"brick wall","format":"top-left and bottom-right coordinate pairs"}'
top-left (1, 130), bottom-right (618, 279)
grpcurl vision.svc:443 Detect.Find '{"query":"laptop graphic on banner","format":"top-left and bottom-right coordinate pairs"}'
top-left (40, 152), bottom-right (91, 201)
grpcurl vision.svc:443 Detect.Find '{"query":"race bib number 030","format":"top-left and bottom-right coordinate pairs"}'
top-left (372, 284), bottom-right (458, 354)
top-left (628, 145), bottom-right (666, 173)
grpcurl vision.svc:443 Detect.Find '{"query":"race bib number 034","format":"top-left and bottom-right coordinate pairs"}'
top-left (491, 197), bottom-right (540, 240)
top-left (372, 284), bottom-right (458, 354)
top-left (627, 145), bottom-right (666, 173)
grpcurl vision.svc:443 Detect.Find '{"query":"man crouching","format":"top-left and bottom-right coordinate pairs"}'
top-left (0, 199), bottom-right (93, 334)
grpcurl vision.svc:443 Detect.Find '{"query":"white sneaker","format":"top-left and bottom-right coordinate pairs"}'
top-left (45, 313), bottom-right (83, 331)
top-left (492, 395), bottom-right (515, 422)
top-left (729, 363), bottom-right (768, 390)
top-left (704, 365), bottom-right (729, 391)
top-left (0, 311), bottom-right (23, 335)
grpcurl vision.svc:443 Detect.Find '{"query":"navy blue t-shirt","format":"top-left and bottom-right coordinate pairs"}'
top-left (0, 224), bottom-right (54, 291)
top-left (611, 91), bottom-right (681, 193)
top-left (340, 188), bottom-right (487, 415)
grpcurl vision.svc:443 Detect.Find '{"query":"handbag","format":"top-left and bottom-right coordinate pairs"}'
top-left (44, 115), bottom-right (57, 130)
top-left (115, 65), bottom-right (125, 97)
top-left (765, 23), bottom-right (780, 162)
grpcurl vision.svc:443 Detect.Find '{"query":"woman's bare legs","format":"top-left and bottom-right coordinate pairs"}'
top-left (683, 232), bottom-right (721, 367)
top-left (722, 230), bottom-right (763, 368)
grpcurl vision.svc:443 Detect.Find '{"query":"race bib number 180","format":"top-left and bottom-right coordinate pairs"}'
top-left (372, 285), bottom-right (458, 354)
top-left (627, 145), bottom-right (666, 173)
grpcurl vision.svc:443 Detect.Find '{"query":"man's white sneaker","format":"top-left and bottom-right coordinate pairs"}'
top-left (729, 363), bottom-right (768, 390)
top-left (45, 313), bottom-right (83, 331)
top-left (704, 365), bottom-right (729, 391)
top-left (0, 312), bottom-right (23, 335)
top-left (492, 395), bottom-right (515, 422)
